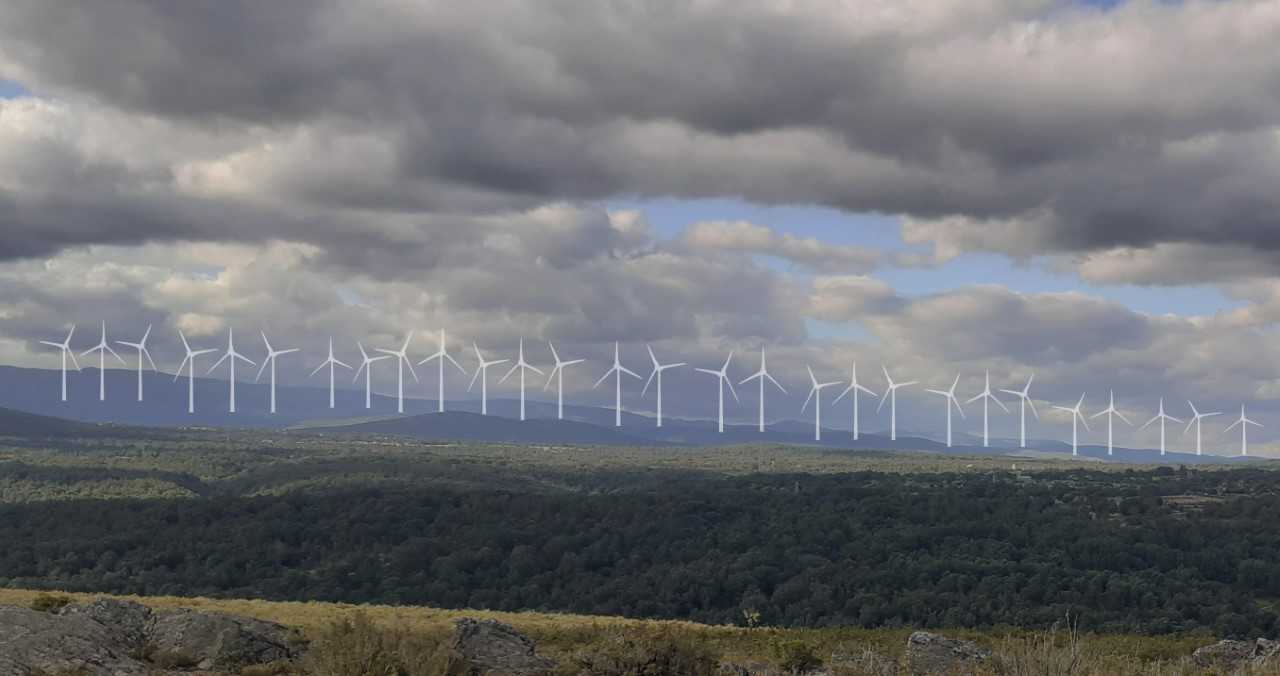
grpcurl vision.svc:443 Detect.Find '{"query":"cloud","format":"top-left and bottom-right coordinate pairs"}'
top-left (681, 220), bottom-right (880, 273)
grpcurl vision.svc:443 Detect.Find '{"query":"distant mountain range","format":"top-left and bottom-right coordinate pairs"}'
top-left (0, 365), bottom-right (1261, 464)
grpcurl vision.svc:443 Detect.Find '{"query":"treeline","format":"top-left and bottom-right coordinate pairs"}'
top-left (2, 468), bottom-right (1280, 636)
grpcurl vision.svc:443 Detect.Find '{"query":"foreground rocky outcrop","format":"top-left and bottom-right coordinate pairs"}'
top-left (444, 617), bottom-right (558, 675)
top-left (905, 630), bottom-right (992, 675)
top-left (1192, 637), bottom-right (1280, 671)
top-left (0, 598), bottom-right (304, 675)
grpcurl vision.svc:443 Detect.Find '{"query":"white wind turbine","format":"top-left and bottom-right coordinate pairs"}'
top-left (81, 321), bottom-right (125, 401)
top-left (593, 342), bottom-right (640, 427)
top-left (417, 329), bottom-right (466, 413)
top-left (739, 348), bottom-right (786, 433)
top-left (965, 371), bottom-right (1008, 448)
top-left (309, 338), bottom-right (351, 409)
top-left (499, 338), bottom-right (544, 421)
top-left (174, 331), bottom-right (215, 414)
top-left (207, 328), bottom-right (255, 414)
top-left (695, 351), bottom-right (739, 433)
top-left (1090, 390), bottom-right (1132, 456)
top-left (641, 345), bottom-right (685, 428)
top-left (1183, 402), bottom-right (1221, 457)
top-left (999, 374), bottom-right (1038, 449)
top-left (543, 342), bottom-right (584, 420)
top-left (801, 366), bottom-right (841, 441)
top-left (925, 373), bottom-right (966, 448)
top-left (1052, 393), bottom-right (1090, 457)
top-left (468, 343), bottom-right (508, 416)
top-left (39, 325), bottom-right (79, 402)
top-left (353, 342), bottom-right (390, 410)
top-left (1139, 398), bottom-right (1183, 456)
top-left (116, 325), bottom-right (157, 402)
top-left (255, 331), bottom-right (299, 414)
top-left (833, 362), bottom-right (877, 441)
top-left (877, 366), bottom-right (917, 441)
top-left (376, 332), bottom-right (417, 414)
top-left (1225, 405), bottom-right (1261, 457)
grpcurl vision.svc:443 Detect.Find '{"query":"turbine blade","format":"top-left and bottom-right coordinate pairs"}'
top-left (620, 366), bottom-right (641, 379)
top-left (446, 352), bottom-right (466, 373)
top-left (695, 368), bottom-right (717, 376)
top-left (406, 359), bottom-right (418, 383)
top-left (952, 397), bottom-right (966, 418)
top-left (1139, 416), bottom-right (1156, 431)
top-left (174, 356), bottom-right (190, 382)
top-left (333, 358), bottom-right (351, 370)
top-left (208, 351), bottom-right (230, 374)
top-left (467, 365), bottom-right (482, 392)
top-left (876, 391), bottom-right (889, 413)
top-left (991, 393), bottom-right (1008, 412)
top-left (1079, 415), bottom-right (1091, 432)
top-left (309, 361), bottom-right (328, 378)
top-left (543, 366), bottom-right (559, 391)
top-left (726, 377), bottom-right (739, 403)
top-left (564, 359), bottom-right (585, 367)
top-left (593, 369), bottom-right (613, 389)
top-left (142, 347), bottom-right (157, 372)
top-left (766, 373), bottom-right (787, 395)
top-left (499, 362), bottom-right (520, 384)
top-left (1027, 397), bottom-right (1040, 420)
top-left (526, 364), bottom-right (544, 375)
top-left (801, 387), bottom-right (815, 414)
top-left (255, 357), bottom-right (270, 383)
top-left (353, 360), bottom-right (368, 382)
top-left (641, 369), bottom-right (657, 398)
top-left (548, 342), bottom-right (560, 364)
top-left (832, 383), bottom-right (853, 405)
top-left (856, 384), bottom-right (878, 397)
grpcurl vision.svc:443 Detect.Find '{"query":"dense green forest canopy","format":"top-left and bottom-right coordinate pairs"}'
top-left (3, 432), bottom-right (1280, 638)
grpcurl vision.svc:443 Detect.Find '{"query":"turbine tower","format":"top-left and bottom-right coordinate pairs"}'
top-left (1183, 401), bottom-right (1221, 457)
top-left (116, 325), bottom-right (157, 402)
top-left (39, 325), bottom-right (79, 402)
top-left (1052, 393), bottom-right (1090, 457)
top-left (999, 374), bottom-right (1038, 449)
top-left (801, 366), bottom-right (840, 441)
top-left (964, 370), bottom-right (1007, 447)
top-left (255, 331), bottom-right (299, 414)
top-left (593, 342), bottom-right (640, 427)
top-left (925, 373), bottom-right (966, 448)
top-left (739, 348), bottom-right (786, 433)
top-left (467, 343), bottom-right (508, 416)
top-left (1225, 405), bottom-right (1261, 457)
top-left (1139, 398), bottom-right (1183, 456)
top-left (174, 331), bottom-right (215, 414)
top-left (80, 321), bottom-right (125, 401)
top-left (641, 345), bottom-right (685, 428)
top-left (1089, 390), bottom-right (1131, 456)
top-left (417, 329), bottom-right (466, 413)
top-left (499, 338), bottom-right (544, 421)
top-left (207, 328), bottom-right (255, 414)
top-left (353, 342), bottom-right (390, 410)
top-left (309, 338), bottom-right (351, 409)
top-left (833, 362), bottom-right (877, 441)
top-left (695, 351), bottom-right (739, 433)
top-left (877, 366), bottom-right (917, 441)
top-left (543, 342), bottom-right (584, 420)
top-left (375, 332), bottom-right (417, 414)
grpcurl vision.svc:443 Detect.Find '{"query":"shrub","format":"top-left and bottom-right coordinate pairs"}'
top-left (29, 593), bottom-right (72, 613)
top-left (302, 611), bottom-right (445, 676)
top-left (770, 639), bottom-right (823, 674)
top-left (562, 628), bottom-right (722, 676)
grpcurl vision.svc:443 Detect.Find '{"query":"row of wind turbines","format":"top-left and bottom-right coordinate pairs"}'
top-left (39, 323), bottom-right (1263, 456)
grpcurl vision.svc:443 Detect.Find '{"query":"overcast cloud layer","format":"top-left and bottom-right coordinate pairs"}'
top-left (2, 0), bottom-right (1280, 453)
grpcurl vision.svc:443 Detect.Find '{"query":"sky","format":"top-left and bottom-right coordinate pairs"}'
top-left (2, 0), bottom-right (1280, 454)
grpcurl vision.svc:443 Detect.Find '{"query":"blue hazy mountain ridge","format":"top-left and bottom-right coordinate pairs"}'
top-left (0, 365), bottom-right (1253, 464)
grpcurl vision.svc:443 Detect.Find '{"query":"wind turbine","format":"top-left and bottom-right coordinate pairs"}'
top-left (1052, 393), bottom-right (1090, 457)
top-left (207, 328), bottom-right (255, 414)
top-left (801, 366), bottom-right (841, 441)
top-left (925, 372), bottom-right (966, 448)
top-left (1183, 401), bottom-right (1221, 457)
top-left (593, 342), bottom-right (640, 427)
top-left (543, 342), bottom-right (584, 420)
top-left (965, 370), bottom-right (1008, 447)
top-left (417, 329), bottom-right (466, 413)
top-left (1225, 405), bottom-right (1261, 457)
top-left (1090, 390), bottom-right (1132, 456)
top-left (174, 331), bottom-right (215, 414)
top-left (1139, 398), bottom-right (1183, 456)
top-left (39, 325), bottom-right (79, 402)
top-left (116, 325), bottom-right (157, 402)
top-left (255, 331), bottom-right (299, 414)
top-left (695, 351), bottom-right (739, 433)
top-left (877, 366), bottom-right (917, 441)
top-left (467, 343), bottom-right (508, 416)
top-left (80, 321), bottom-right (125, 401)
top-left (353, 342), bottom-right (390, 410)
top-left (641, 345), bottom-right (685, 428)
top-left (833, 362), bottom-right (877, 441)
top-left (309, 338), bottom-right (351, 409)
top-left (739, 348), bottom-right (786, 433)
top-left (375, 332), bottom-right (417, 414)
top-left (999, 374), bottom-right (1038, 449)
top-left (499, 338), bottom-right (544, 421)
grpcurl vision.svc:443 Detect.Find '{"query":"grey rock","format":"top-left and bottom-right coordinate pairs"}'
top-left (905, 631), bottom-right (992, 675)
top-left (0, 605), bottom-right (150, 676)
top-left (58, 598), bottom-right (155, 652)
top-left (149, 608), bottom-right (302, 670)
top-left (1192, 638), bottom-right (1280, 670)
top-left (445, 617), bottom-right (557, 676)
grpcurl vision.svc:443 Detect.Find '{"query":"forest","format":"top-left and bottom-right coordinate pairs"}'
top-left (3, 430), bottom-right (1280, 638)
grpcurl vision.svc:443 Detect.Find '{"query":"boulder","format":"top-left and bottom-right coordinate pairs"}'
top-left (148, 608), bottom-right (302, 670)
top-left (445, 617), bottom-right (557, 676)
top-left (905, 631), bottom-right (991, 675)
top-left (0, 605), bottom-right (150, 676)
top-left (58, 598), bottom-right (155, 652)
top-left (1192, 638), bottom-right (1280, 670)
